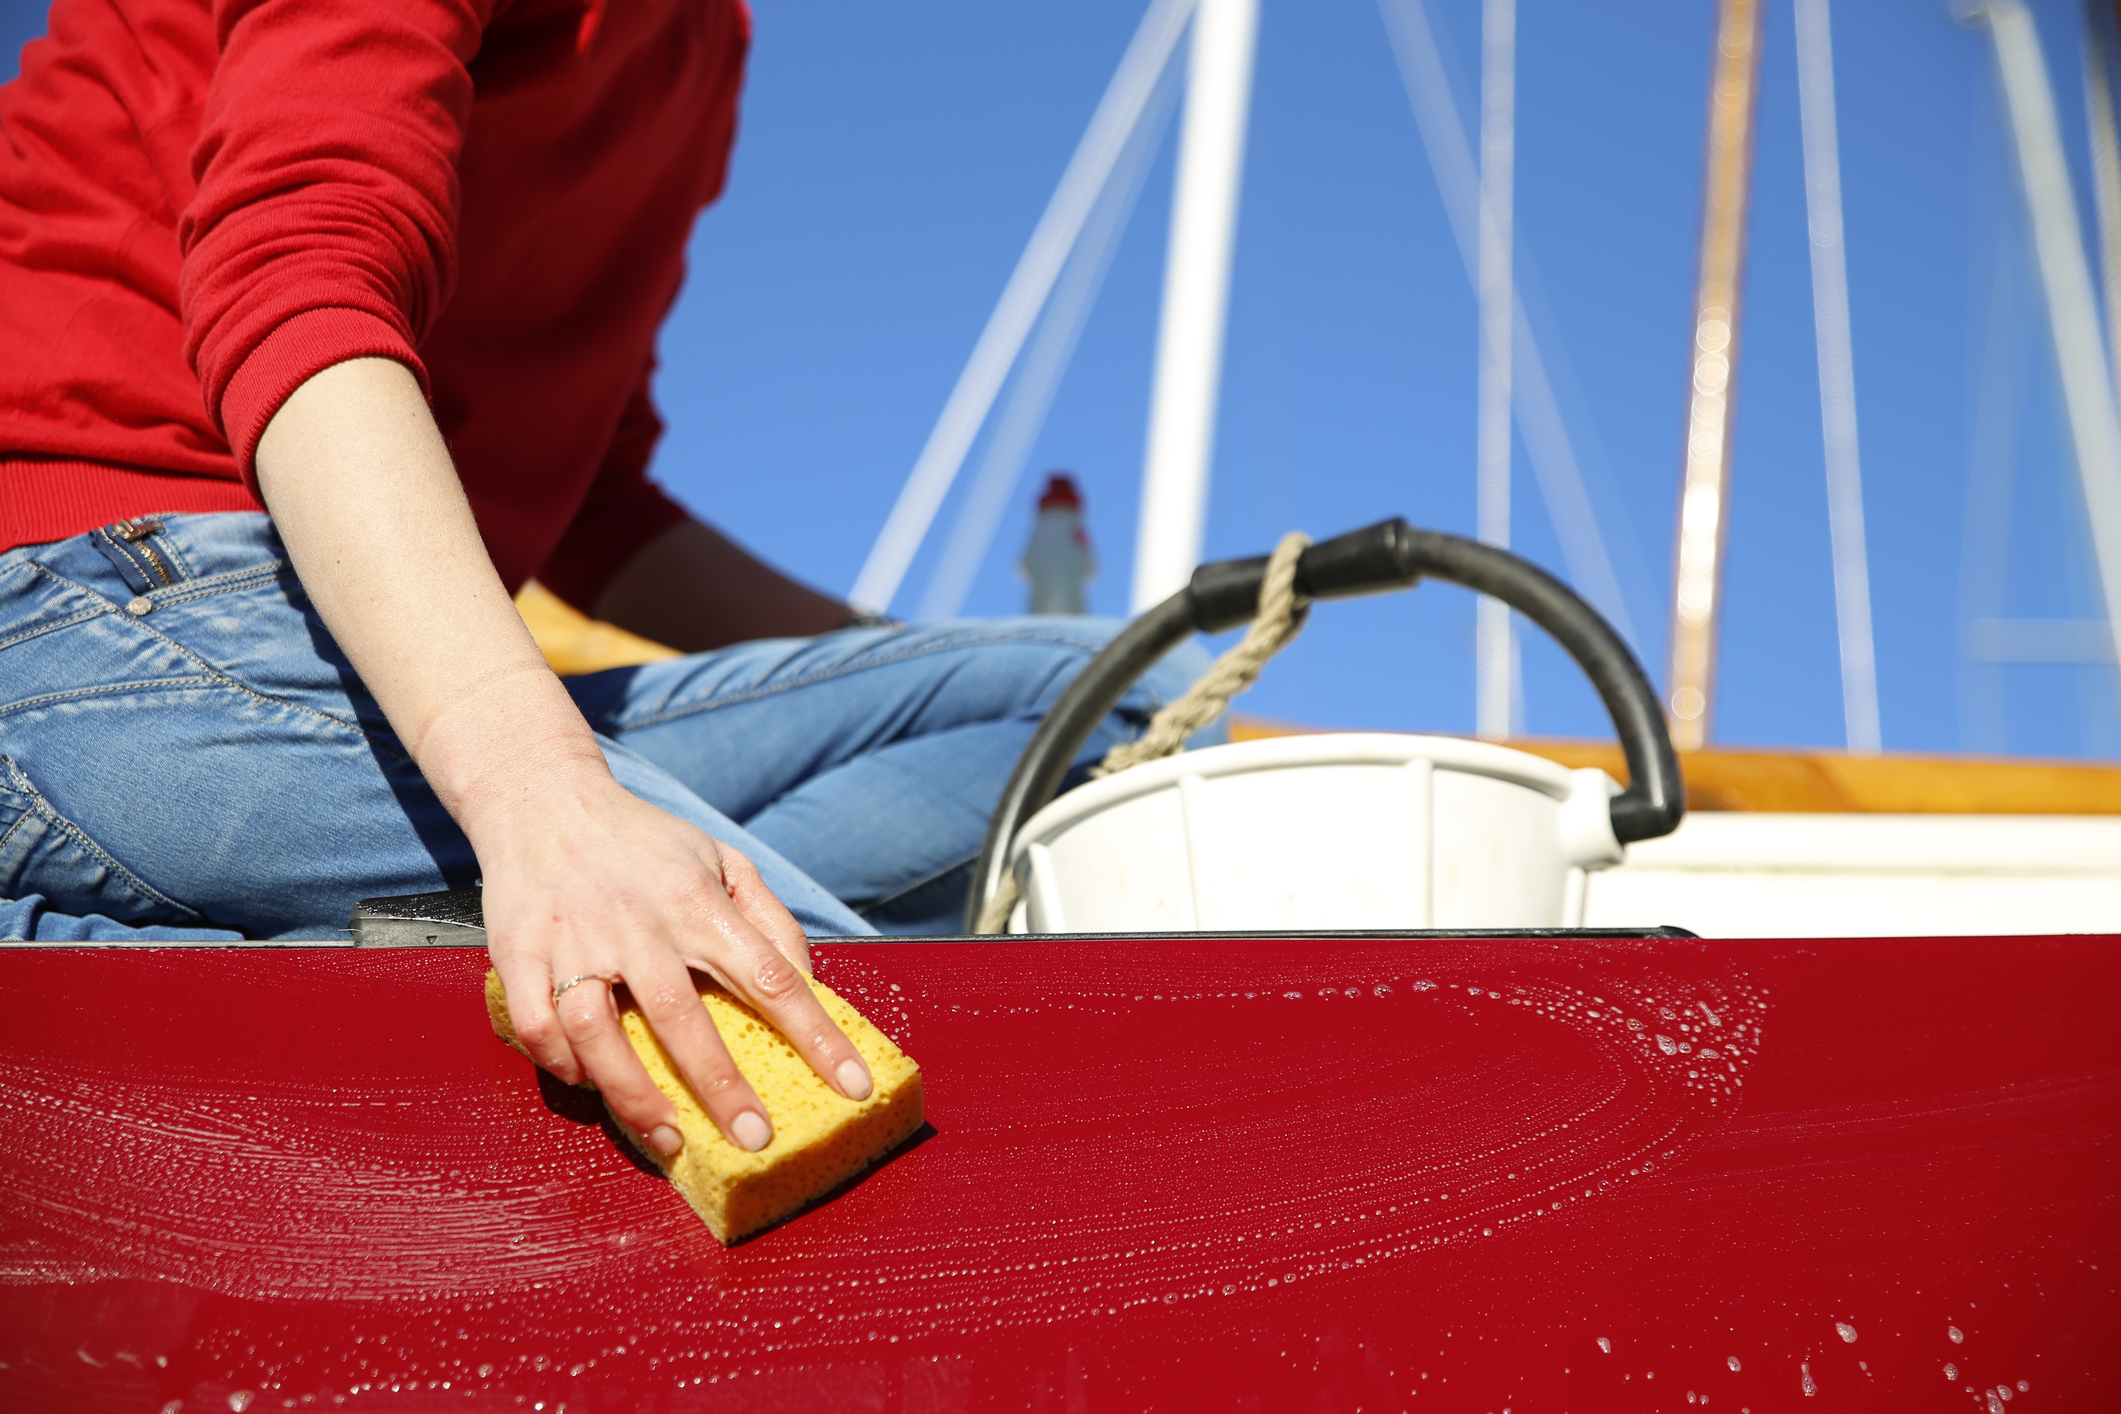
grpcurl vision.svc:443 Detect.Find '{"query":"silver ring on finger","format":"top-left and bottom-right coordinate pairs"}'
top-left (552, 972), bottom-right (623, 1006)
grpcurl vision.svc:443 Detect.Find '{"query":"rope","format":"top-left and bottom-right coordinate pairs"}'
top-left (973, 531), bottom-right (1312, 934)
top-left (973, 867), bottom-right (1022, 935)
top-left (1093, 531), bottom-right (1313, 775)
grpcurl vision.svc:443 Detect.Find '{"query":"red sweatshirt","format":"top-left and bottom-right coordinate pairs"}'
top-left (0, 0), bottom-right (744, 607)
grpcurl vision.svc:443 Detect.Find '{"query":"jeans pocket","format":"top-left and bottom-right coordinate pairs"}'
top-left (0, 755), bottom-right (211, 926)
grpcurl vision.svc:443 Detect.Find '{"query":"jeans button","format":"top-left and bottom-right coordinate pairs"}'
top-left (125, 596), bottom-right (152, 617)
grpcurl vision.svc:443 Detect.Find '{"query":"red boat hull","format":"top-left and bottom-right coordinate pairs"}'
top-left (2, 934), bottom-right (2114, 1411)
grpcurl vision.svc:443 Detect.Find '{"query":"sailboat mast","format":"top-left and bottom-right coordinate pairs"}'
top-left (1132, 0), bottom-right (1260, 612)
top-left (1667, 0), bottom-right (1764, 750)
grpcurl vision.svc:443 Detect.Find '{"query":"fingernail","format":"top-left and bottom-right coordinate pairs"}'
top-left (648, 1125), bottom-right (683, 1157)
top-left (836, 1057), bottom-right (873, 1101)
top-left (731, 1110), bottom-right (772, 1152)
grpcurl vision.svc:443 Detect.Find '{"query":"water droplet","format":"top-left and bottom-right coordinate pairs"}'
top-left (1698, 1047), bottom-right (1722, 1060)
top-left (1987, 1391), bottom-right (2006, 1414)
top-left (1597, 1338), bottom-right (1613, 1354)
top-left (1657, 1035), bottom-right (1679, 1055)
top-left (1949, 1325), bottom-right (1965, 1344)
top-left (1836, 1322), bottom-right (1858, 1343)
top-left (1728, 1356), bottom-right (1742, 1372)
top-left (229, 1395), bottom-right (254, 1413)
top-left (2017, 1382), bottom-right (2029, 1393)
top-left (1996, 1385), bottom-right (2013, 1402)
top-left (1945, 1364), bottom-right (1957, 1380)
top-left (1412, 979), bottom-right (1436, 991)
top-left (1800, 1361), bottom-right (1817, 1397)
top-left (1373, 984), bottom-right (1393, 996)
top-left (1283, 992), bottom-right (1302, 1000)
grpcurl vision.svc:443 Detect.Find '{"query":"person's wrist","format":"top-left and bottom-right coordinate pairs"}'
top-left (410, 663), bottom-right (611, 843)
top-left (446, 735), bottom-right (615, 855)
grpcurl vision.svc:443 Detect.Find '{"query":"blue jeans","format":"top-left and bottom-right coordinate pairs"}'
top-left (0, 513), bottom-right (1211, 941)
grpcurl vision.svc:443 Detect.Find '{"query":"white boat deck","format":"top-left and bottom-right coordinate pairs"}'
top-left (1585, 811), bottom-right (2121, 936)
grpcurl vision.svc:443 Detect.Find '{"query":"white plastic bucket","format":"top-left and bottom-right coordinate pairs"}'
top-left (1001, 733), bottom-right (1626, 933)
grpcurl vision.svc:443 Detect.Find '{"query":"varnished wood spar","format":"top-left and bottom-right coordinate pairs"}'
top-left (1523, 739), bottom-right (2121, 814)
top-left (1667, 0), bottom-right (1764, 750)
top-left (1231, 716), bottom-right (2121, 816)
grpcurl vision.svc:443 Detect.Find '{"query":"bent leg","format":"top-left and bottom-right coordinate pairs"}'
top-left (569, 619), bottom-right (1216, 932)
top-left (0, 515), bottom-right (868, 941)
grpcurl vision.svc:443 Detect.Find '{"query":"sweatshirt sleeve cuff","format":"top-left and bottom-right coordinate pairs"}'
top-left (219, 307), bottom-right (432, 489)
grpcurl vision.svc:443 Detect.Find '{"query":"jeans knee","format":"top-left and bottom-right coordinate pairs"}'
top-left (894, 615), bottom-right (1219, 738)
top-left (981, 617), bottom-right (1216, 711)
top-left (978, 615), bottom-right (1128, 659)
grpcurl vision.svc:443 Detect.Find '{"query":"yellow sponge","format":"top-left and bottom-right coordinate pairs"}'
top-left (486, 969), bottom-right (923, 1244)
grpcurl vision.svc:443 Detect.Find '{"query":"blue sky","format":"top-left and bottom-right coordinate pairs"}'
top-left (6, 0), bottom-right (2114, 758)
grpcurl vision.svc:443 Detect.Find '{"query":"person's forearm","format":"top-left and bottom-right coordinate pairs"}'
top-left (251, 357), bottom-right (870, 1155)
top-left (593, 519), bottom-right (849, 652)
top-left (253, 358), bottom-right (605, 832)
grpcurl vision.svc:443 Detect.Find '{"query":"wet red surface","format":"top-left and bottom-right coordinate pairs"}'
top-left (1, 934), bottom-right (2115, 1413)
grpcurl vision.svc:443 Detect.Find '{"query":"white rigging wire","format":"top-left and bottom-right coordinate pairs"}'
top-left (1973, 0), bottom-right (2121, 701)
top-left (1954, 133), bottom-right (2031, 751)
top-left (1376, 0), bottom-right (1640, 651)
top-left (850, 0), bottom-right (1197, 614)
top-left (1793, 0), bottom-right (1882, 754)
top-left (916, 62), bottom-right (1182, 622)
top-left (2084, 0), bottom-right (2121, 418)
top-left (1472, 0), bottom-right (1516, 740)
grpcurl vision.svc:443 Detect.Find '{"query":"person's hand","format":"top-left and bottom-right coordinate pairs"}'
top-left (446, 699), bottom-right (873, 1158)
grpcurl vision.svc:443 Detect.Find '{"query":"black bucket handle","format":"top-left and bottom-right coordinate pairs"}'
top-left (965, 518), bottom-right (1685, 931)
